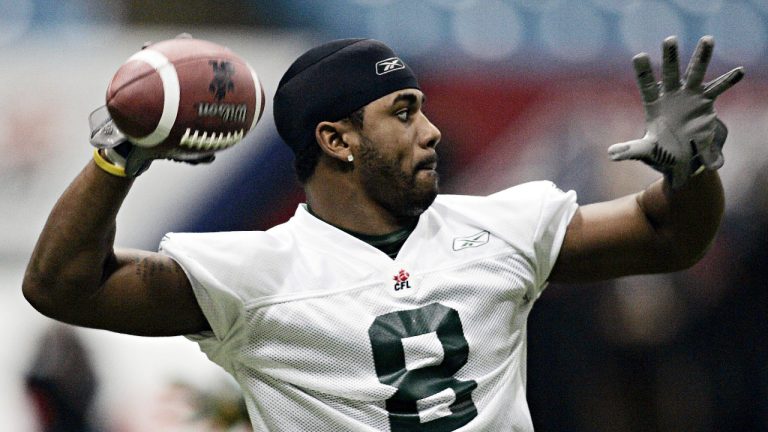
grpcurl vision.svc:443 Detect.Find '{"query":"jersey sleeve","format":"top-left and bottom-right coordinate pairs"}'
top-left (158, 232), bottom-right (247, 371)
top-left (489, 181), bottom-right (578, 296)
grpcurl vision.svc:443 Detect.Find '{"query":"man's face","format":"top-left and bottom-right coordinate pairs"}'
top-left (351, 89), bottom-right (442, 219)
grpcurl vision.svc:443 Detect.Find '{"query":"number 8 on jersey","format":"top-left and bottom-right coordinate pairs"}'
top-left (368, 303), bottom-right (478, 431)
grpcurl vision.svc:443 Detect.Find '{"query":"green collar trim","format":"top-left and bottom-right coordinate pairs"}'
top-left (306, 204), bottom-right (417, 258)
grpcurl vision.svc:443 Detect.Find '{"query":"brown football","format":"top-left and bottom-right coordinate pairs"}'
top-left (106, 37), bottom-right (265, 155)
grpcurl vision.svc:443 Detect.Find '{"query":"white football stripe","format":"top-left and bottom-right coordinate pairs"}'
top-left (125, 49), bottom-right (180, 147)
top-left (247, 63), bottom-right (262, 131)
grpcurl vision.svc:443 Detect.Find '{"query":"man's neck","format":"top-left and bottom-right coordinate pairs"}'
top-left (304, 172), bottom-right (414, 236)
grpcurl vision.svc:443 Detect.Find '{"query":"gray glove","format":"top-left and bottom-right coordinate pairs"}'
top-left (89, 105), bottom-right (215, 178)
top-left (608, 36), bottom-right (744, 188)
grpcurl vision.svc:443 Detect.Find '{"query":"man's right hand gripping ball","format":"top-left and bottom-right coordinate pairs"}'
top-left (608, 36), bottom-right (744, 188)
top-left (90, 35), bottom-right (265, 178)
top-left (90, 106), bottom-right (220, 178)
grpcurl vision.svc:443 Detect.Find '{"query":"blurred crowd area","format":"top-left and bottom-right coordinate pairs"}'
top-left (4, 0), bottom-right (768, 68)
top-left (1, 0), bottom-right (767, 431)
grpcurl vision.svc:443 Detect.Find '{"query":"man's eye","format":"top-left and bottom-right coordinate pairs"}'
top-left (397, 110), bottom-right (409, 121)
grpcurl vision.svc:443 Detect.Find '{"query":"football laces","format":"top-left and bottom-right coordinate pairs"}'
top-left (179, 128), bottom-right (245, 150)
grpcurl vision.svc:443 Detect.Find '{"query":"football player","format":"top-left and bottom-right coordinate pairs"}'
top-left (23, 36), bottom-right (743, 431)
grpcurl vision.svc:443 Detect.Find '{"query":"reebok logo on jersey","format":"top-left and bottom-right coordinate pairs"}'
top-left (452, 230), bottom-right (490, 251)
top-left (393, 269), bottom-right (412, 291)
top-left (376, 57), bottom-right (405, 75)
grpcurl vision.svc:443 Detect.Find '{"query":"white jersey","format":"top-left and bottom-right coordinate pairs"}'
top-left (159, 181), bottom-right (577, 432)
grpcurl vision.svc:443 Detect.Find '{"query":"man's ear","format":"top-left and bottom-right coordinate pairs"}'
top-left (315, 120), bottom-right (355, 162)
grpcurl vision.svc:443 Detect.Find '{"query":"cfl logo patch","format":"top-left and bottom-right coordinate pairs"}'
top-left (376, 57), bottom-right (405, 75)
top-left (393, 269), bottom-right (412, 291)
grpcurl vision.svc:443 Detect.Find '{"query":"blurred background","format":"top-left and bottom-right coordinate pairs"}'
top-left (1, 0), bottom-right (766, 430)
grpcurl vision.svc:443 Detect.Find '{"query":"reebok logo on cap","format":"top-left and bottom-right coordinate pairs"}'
top-left (376, 57), bottom-right (405, 75)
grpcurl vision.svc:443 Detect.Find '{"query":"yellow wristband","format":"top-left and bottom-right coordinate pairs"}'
top-left (93, 149), bottom-right (126, 177)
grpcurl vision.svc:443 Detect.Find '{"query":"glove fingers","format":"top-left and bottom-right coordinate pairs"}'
top-left (661, 36), bottom-right (681, 93)
top-left (683, 36), bottom-right (714, 90)
top-left (608, 137), bottom-right (656, 161)
top-left (703, 67), bottom-right (745, 99)
top-left (179, 155), bottom-right (216, 165)
top-left (170, 151), bottom-right (217, 165)
top-left (633, 53), bottom-right (660, 104)
top-left (89, 106), bottom-right (128, 148)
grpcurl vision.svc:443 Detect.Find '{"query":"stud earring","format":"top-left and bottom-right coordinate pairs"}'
top-left (347, 154), bottom-right (354, 162)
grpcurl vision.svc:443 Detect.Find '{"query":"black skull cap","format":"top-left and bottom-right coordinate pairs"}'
top-left (273, 38), bottom-right (420, 154)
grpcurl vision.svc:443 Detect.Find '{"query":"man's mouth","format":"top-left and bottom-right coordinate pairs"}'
top-left (416, 156), bottom-right (438, 171)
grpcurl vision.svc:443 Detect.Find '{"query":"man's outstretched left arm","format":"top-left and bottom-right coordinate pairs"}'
top-left (550, 170), bottom-right (723, 283)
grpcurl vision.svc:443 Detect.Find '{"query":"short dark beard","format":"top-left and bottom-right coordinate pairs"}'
top-left (357, 135), bottom-right (438, 221)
